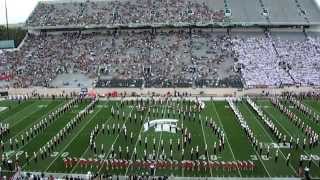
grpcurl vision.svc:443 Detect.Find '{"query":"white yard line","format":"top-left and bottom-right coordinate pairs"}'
top-left (229, 101), bottom-right (271, 177)
top-left (292, 99), bottom-right (320, 116)
top-left (264, 105), bottom-right (319, 167)
top-left (97, 107), bottom-right (134, 174)
top-left (70, 146), bottom-right (90, 173)
top-left (243, 103), bottom-right (296, 174)
top-left (6, 103), bottom-right (45, 127)
top-left (96, 128), bottom-right (121, 174)
top-left (245, 102), bottom-right (296, 173)
top-left (43, 108), bottom-right (103, 172)
top-left (144, 103), bottom-right (168, 177)
top-left (155, 127), bottom-right (165, 159)
top-left (304, 102), bottom-right (320, 116)
top-left (6, 101), bottom-right (76, 160)
top-left (153, 132), bottom-right (163, 174)
top-left (285, 100), bottom-right (320, 129)
top-left (199, 115), bottom-right (213, 177)
top-left (5, 101), bottom-right (65, 145)
top-left (2, 101), bottom-right (39, 124)
top-left (181, 102), bottom-right (185, 177)
top-left (251, 147), bottom-right (271, 177)
top-left (153, 103), bottom-right (171, 177)
top-left (21, 101), bottom-right (95, 169)
top-left (70, 104), bottom-right (111, 173)
top-left (212, 102), bottom-right (242, 177)
top-left (123, 109), bottom-right (150, 176)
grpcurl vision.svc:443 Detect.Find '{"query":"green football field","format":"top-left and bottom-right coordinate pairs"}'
top-left (0, 97), bottom-right (319, 178)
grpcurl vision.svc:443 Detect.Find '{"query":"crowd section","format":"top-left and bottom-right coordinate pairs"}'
top-left (0, 30), bottom-right (319, 88)
top-left (232, 36), bottom-right (294, 87)
top-left (274, 37), bottom-right (320, 86)
top-left (0, 30), bottom-right (240, 88)
top-left (232, 34), bottom-right (320, 87)
top-left (26, 0), bottom-right (225, 27)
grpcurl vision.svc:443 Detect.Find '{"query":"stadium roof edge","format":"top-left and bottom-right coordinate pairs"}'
top-left (38, 0), bottom-right (130, 4)
top-left (26, 23), bottom-right (315, 31)
top-left (24, 0), bottom-right (320, 30)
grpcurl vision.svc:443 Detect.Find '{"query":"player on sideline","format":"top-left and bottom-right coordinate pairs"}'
top-left (275, 149), bottom-right (279, 163)
top-left (286, 153), bottom-right (291, 166)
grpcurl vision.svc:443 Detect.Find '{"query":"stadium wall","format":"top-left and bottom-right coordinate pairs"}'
top-left (3, 87), bottom-right (318, 97)
top-left (26, 22), bottom-right (312, 32)
top-left (27, 26), bottom-right (309, 37)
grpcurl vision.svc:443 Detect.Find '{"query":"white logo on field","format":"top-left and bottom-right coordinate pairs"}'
top-left (0, 107), bottom-right (8, 112)
top-left (251, 155), bottom-right (270, 161)
top-left (144, 119), bottom-right (178, 133)
top-left (210, 155), bottom-right (221, 161)
top-left (97, 105), bottom-right (108, 108)
top-left (269, 143), bottom-right (291, 149)
top-left (4, 151), bottom-right (15, 157)
top-left (301, 155), bottom-right (320, 161)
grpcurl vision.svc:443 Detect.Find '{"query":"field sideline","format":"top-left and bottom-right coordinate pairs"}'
top-left (0, 97), bottom-right (319, 178)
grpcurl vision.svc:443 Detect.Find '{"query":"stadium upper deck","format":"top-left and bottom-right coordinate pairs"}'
top-left (25, 0), bottom-right (320, 30)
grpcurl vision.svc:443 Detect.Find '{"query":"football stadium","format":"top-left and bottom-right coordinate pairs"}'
top-left (0, 0), bottom-right (320, 179)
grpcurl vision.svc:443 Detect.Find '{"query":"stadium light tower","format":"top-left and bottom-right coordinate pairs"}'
top-left (4, 0), bottom-right (9, 40)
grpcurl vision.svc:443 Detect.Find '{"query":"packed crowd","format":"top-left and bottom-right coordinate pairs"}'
top-left (274, 37), bottom-right (320, 86)
top-left (0, 29), bottom-right (319, 88)
top-left (0, 30), bottom-right (240, 88)
top-left (232, 36), bottom-right (293, 87)
top-left (232, 34), bottom-right (320, 87)
top-left (26, 0), bottom-right (225, 27)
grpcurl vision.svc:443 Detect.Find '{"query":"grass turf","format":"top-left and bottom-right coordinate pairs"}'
top-left (0, 98), bottom-right (319, 178)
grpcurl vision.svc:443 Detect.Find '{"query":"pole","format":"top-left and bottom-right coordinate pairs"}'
top-left (5, 0), bottom-right (10, 40)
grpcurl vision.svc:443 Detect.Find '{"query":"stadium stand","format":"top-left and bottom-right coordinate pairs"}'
top-left (1, 29), bottom-right (320, 88)
top-left (26, 0), bottom-right (225, 28)
top-left (0, 0), bottom-right (320, 89)
top-left (0, 29), bottom-right (241, 88)
top-left (2, 1), bottom-right (320, 179)
top-left (25, 0), bottom-right (320, 29)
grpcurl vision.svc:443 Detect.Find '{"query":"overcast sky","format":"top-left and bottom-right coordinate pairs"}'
top-left (0, 0), bottom-right (42, 24)
top-left (0, 0), bottom-right (320, 25)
